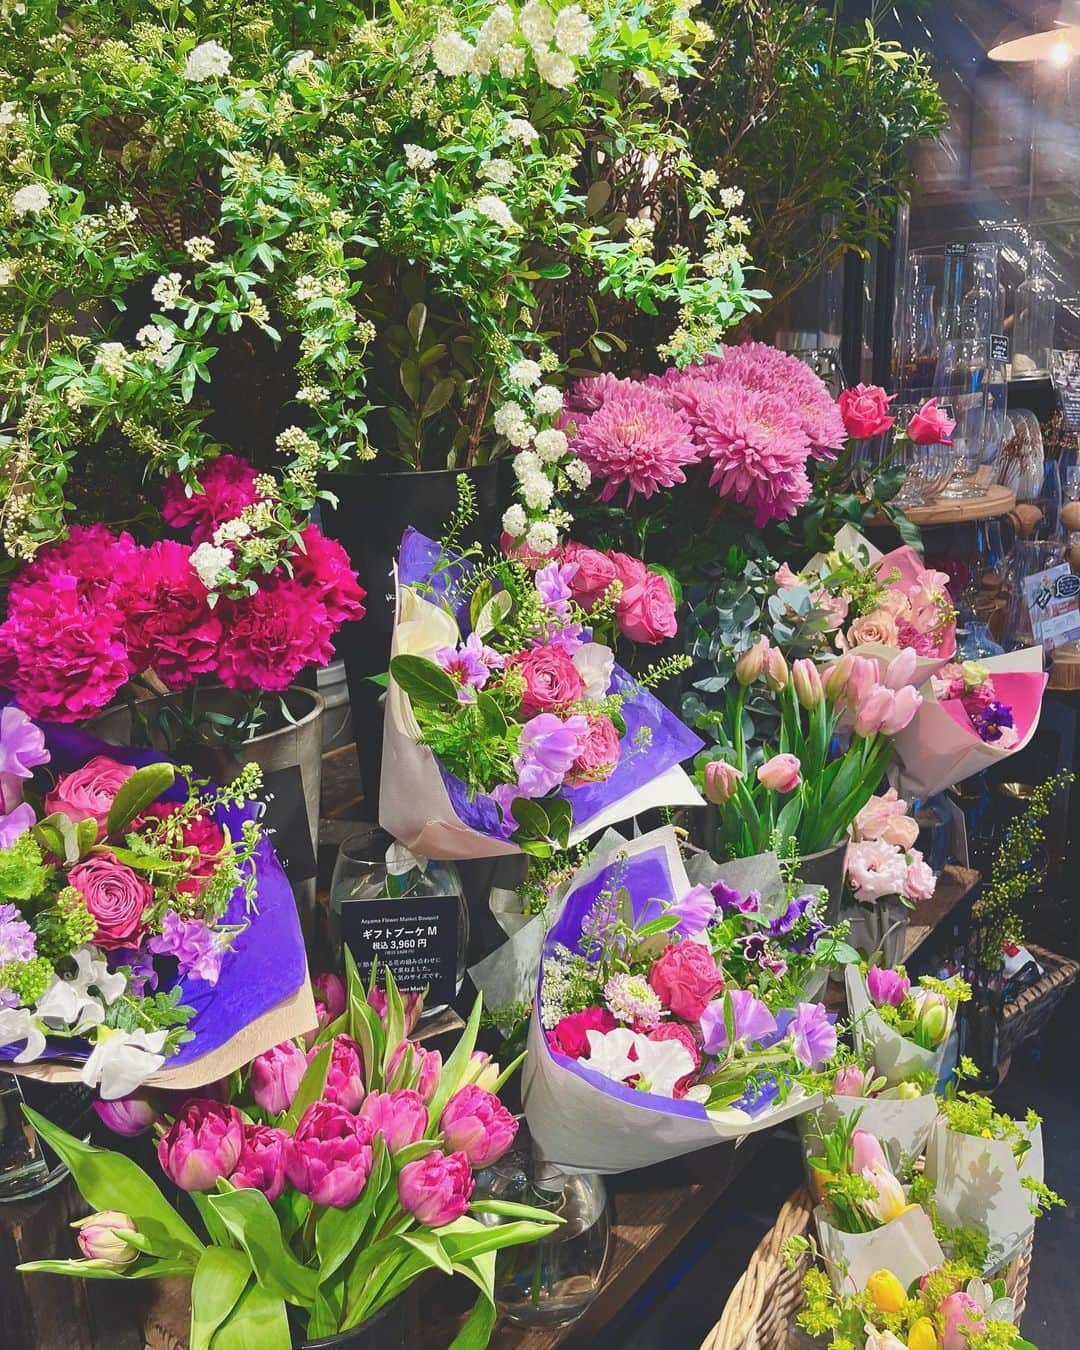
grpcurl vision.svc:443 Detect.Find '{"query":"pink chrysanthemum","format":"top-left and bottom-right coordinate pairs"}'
top-left (161, 454), bottom-right (263, 544)
top-left (215, 577), bottom-right (336, 691)
top-left (570, 384), bottom-right (700, 503)
top-left (564, 372), bottom-right (629, 415)
top-left (122, 540), bottom-right (222, 689)
top-left (687, 384), bottom-right (813, 526)
top-left (290, 525), bottom-right (367, 627)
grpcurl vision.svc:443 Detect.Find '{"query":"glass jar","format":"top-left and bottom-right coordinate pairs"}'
top-left (328, 825), bottom-right (469, 1014)
top-left (1012, 241), bottom-right (1056, 378)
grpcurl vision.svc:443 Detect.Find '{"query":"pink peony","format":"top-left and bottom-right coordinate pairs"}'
top-left (67, 853), bottom-right (153, 950)
top-left (837, 383), bottom-right (895, 440)
top-left (291, 525), bottom-right (366, 626)
top-left (45, 756), bottom-right (136, 837)
top-left (846, 839), bottom-right (908, 903)
top-left (160, 454), bottom-right (263, 544)
top-left (121, 540), bottom-right (222, 689)
top-left (547, 1007), bottom-right (616, 1059)
top-left (215, 577), bottom-right (336, 691)
top-left (617, 568), bottom-right (677, 644)
top-left (905, 397), bottom-right (955, 446)
top-left (570, 383), bottom-right (701, 503)
top-left (560, 543), bottom-right (618, 610)
top-left (646, 1023), bottom-right (701, 1098)
top-left (647, 942), bottom-right (724, 1021)
top-left (13, 524), bottom-right (140, 606)
top-left (511, 644), bottom-right (586, 718)
top-left (565, 714), bottom-right (620, 787)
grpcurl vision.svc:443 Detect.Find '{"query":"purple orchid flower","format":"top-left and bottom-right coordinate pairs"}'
top-left (700, 990), bottom-right (778, 1055)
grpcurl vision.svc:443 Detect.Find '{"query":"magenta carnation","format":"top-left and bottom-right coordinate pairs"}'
top-left (291, 525), bottom-right (366, 626)
top-left (122, 540), bottom-right (222, 688)
top-left (215, 577), bottom-right (335, 691)
top-left (16, 524), bottom-right (141, 603)
top-left (160, 454), bottom-right (262, 544)
top-left (569, 384), bottom-right (700, 503)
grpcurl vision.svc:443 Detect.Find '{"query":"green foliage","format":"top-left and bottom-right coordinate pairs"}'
top-left (0, 831), bottom-right (52, 901)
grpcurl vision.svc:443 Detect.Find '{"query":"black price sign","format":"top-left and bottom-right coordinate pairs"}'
top-left (340, 895), bottom-right (459, 1006)
top-left (990, 334), bottom-right (1010, 362)
top-left (260, 765), bottom-right (317, 883)
top-left (1062, 387), bottom-right (1080, 433)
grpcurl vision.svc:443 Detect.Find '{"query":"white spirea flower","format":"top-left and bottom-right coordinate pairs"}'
top-left (94, 342), bottom-right (127, 379)
top-left (520, 473), bottom-right (553, 509)
top-left (508, 358), bottom-right (542, 388)
top-left (506, 419), bottom-right (536, 449)
top-left (534, 427), bottom-right (568, 462)
top-left (134, 323), bottom-right (175, 368)
top-left (285, 49), bottom-right (314, 77)
top-left (190, 541), bottom-right (233, 588)
top-left (213, 517), bottom-right (252, 545)
top-left (12, 184), bottom-right (50, 216)
top-left (431, 30), bottom-right (475, 77)
top-left (184, 235), bottom-right (215, 262)
top-left (514, 450), bottom-right (542, 479)
top-left (497, 44), bottom-right (526, 78)
top-left (474, 194), bottom-right (516, 231)
top-left (532, 384), bottom-right (563, 416)
top-left (502, 504), bottom-right (527, 537)
top-left (0, 261), bottom-right (14, 286)
top-left (478, 5), bottom-right (515, 49)
top-left (494, 401), bottom-right (526, 437)
top-left (553, 5), bottom-right (594, 57)
top-left (151, 272), bottom-right (183, 309)
top-left (519, 0), bottom-right (555, 49)
top-left (297, 383), bottom-right (330, 405)
top-left (534, 48), bottom-right (575, 89)
top-left (183, 39), bottom-right (232, 82)
top-left (480, 158), bottom-right (515, 186)
top-left (0, 102), bottom-right (21, 127)
top-left (526, 519), bottom-right (558, 554)
top-left (404, 143), bottom-right (437, 173)
top-left (505, 116), bottom-right (539, 143)
top-left (719, 186), bottom-right (745, 210)
top-left (565, 457), bottom-right (591, 489)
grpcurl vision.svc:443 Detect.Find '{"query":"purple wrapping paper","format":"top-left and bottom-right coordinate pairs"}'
top-left (398, 529), bottom-right (704, 841)
top-left (0, 714), bottom-right (308, 1069)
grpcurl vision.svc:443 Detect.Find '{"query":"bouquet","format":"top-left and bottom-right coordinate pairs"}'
top-left (844, 791), bottom-right (936, 964)
top-left (382, 528), bottom-right (703, 859)
top-left (891, 649), bottom-right (1048, 800)
top-left (0, 706), bottom-right (311, 1098)
top-left (846, 966), bottom-right (970, 1086)
top-left (699, 640), bottom-right (923, 857)
top-left (811, 1055), bottom-right (940, 1174)
top-left (522, 828), bottom-right (839, 1172)
top-left (19, 963), bottom-right (560, 1349)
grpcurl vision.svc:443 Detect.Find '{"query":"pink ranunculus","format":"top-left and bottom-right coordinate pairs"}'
top-left (565, 714), bottom-right (621, 787)
top-left (320, 1034), bottom-right (366, 1112)
top-left (703, 758), bottom-right (744, 805)
top-left (44, 756), bottom-right (136, 838)
top-left (291, 525), bottom-right (366, 627)
top-left (93, 1094), bottom-right (160, 1137)
top-left (215, 577), bottom-right (336, 692)
top-left (548, 1008), bottom-right (617, 1060)
top-left (250, 1041), bottom-right (307, 1116)
top-left (67, 852), bottom-right (153, 951)
top-left (398, 1149), bottom-right (474, 1227)
top-left (646, 1023), bottom-right (701, 1098)
top-left (617, 568), bottom-right (677, 645)
top-left (647, 942), bottom-right (724, 1021)
top-left (851, 1128), bottom-right (888, 1175)
top-left (906, 397), bottom-right (955, 447)
top-left (157, 1099), bottom-right (245, 1192)
top-left (561, 543), bottom-right (618, 610)
top-left (386, 1040), bottom-right (442, 1102)
top-left (367, 986), bottom-right (423, 1034)
top-left (286, 1101), bottom-right (375, 1208)
top-left (848, 610), bottom-right (900, 649)
top-left (359, 1089), bottom-right (429, 1153)
top-left (230, 1124), bottom-right (290, 1202)
top-left (847, 839), bottom-right (909, 903)
top-left (756, 753), bottom-right (801, 793)
top-left (903, 854), bottom-right (936, 902)
top-left (837, 383), bottom-right (895, 440)
top-left (940, 1291), bottom-right (986, 1350)
top-left (439, 1084), bottom-right (518, 1167)
top-left (160, 454), bottom-right (263, 545)
top-left (512, 644), bottom-right (587, 718)
top-left (121, 540), bottom-right (222, 689)
top-left (866, 965), bottom-right (911, 1008)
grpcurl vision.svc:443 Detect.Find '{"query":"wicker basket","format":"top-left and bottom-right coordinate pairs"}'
top-left (700, 1188), bottom-right (1033, 1350)
top-left (998, 944), bottom-right (1080, 1063)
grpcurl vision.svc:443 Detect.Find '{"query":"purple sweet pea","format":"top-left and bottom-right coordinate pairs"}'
top-left (768, 894), bottom-right (817, 937)
top-left (788, 1001), bottom-right (837, 1068)
top-left (514, 714), bottom-right (589, 798)
top-left (108, 947), bottom-right (159, 996)
top-left (711, 880), bottom-right (760, 915)
top-left (670, 884), bottom-right (717, 936)
top-left (738, 932), bottom-right (787, 977)
top-left (535, 562), bottom-right (577, 619)
top-left (700, 990), bottom-right (779, 1054)
top-left (148, 911), bottom-right (230, 985)
top-left (866, 965), bottom-right (910, 1008)
top-left (435, 633), bottom-right (503, 703)
top-left (0, 705), bottom-right (49, 846)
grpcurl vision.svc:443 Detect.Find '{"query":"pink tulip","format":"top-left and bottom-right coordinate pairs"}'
top-left (792, 659), bottom-right (824, 710)
top-left (851, 1128), bottom-right (888, 1175)
top-left (853, 684), bottom-right (895, 737)
top-left (879, 684), bottom-right (922, 735)
top-left (230, 1124), bottom-right (290, 1202)
top-left (703, 759), bottom-right (744, 805)
top-left (368, 987), bottom-right (423, 1034)
top-left (465, 1050), bottom-right (500, 1091)
top-left (157, 1099), bottom-right (245, 1192)
top-left (764, 647), bottom-right (789, 693)
top-left (319, 1034), bottom-right (366, 1112)
top-left (398, 1148), bottom-right (474, 1227)
top-left (867, 965), bottom-right (910, 1008)
top-left (386, 1040), bottom-right (442, 1103)
top-left (735, 636), bottom-right (771, 686)
top-left (756, 753), bottom-right (801, 793)
top-left (823, 654), bottom-right (854, 702)
top-left (73, 1210), bottom-right (138, 1268)
top-left (940, 1291), bottom-right (986, 1350)
top-left (844, 655), bottom-right (878, 711)
top-left (861, 1161), bottom-right (910, 1224)
top-left (883, 647), bottom-right (917, 690)
top-left (313, 972), bottom-right (346, 1023)
top-left (250, 1040), bottom-right (307, 1116)
top-left (93, 1094), bottom-right (159, 1137)
top-left (439, 1085), bottom-right (518, 1167)
top-left (359, 1090), bottom-right (429, 1153)
top-left (285, 1101), bottom-right (374, 1208)
top-left (832, 1065), bottom-right (872, 1097)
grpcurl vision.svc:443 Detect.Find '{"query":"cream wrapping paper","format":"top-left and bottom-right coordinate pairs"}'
top-left (814, 1204), bottom-right (944, 1295)
top-left (846, 966), bottom-right (953, 1086)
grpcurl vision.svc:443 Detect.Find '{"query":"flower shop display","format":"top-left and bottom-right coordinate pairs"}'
top-left (0, 708), bottom-right (312, 1099)
top-left (845, 966), bottom-right (970, 1086)
top-left (522, 828), bottom-right (841, 1173)
top-left (19, 961), bottom-right (560, 1348)
top-left (891, 648), bottom-right (1049, 801)
top-left (381, 528), bottom-right (703, 859)
top-left (808, 1056), bottom-right (940, 1175)
top-left (844, 790), bottom-right (936, 965)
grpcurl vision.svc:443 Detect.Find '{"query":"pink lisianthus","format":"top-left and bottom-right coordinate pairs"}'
top-left (121, 540), bottom-right (222, 689)
top-left (837, 384), bottom-right (895, 440)
top-left (903, 853), bottom-right (937, 902)
top-left (570, 383), bottom-right (701, 503)
top-left (45, 755), bottom-right (136, 837)
top-left (291, 525), bottom-right (367, 626)
top-left (160, 454), bottom-right (263, 544)
top-left (564, 714), bottom-right (620, 787)
top-left (846, 839), bottom-right (909, 903)
top-left (215, 577), bottom-right (336, 690)
top-left (616, 568), bottom-right (677, 644)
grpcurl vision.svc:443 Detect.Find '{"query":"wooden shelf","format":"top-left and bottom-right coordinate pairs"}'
top-left (904, 864), bottom-right (980, 961)
top-left (875, 484), bottom-right (1017, 529)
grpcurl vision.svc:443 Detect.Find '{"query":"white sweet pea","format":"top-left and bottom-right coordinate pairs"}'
top-left (581, 1027), bottom-right (693, 1098)
top-left (34, 977), bottom-right (104, 1030)
top-left (573, 642), bottom-right (615, 701)
top-left (0, 1007), bottom-right (46, 1063)
top-left (81, 1027), bottom-right (168, 1100)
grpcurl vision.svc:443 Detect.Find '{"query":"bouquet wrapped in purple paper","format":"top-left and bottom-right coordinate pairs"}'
top-left (380, 529), bottom-right (704, 860)
top-left (0, 704), bottom-right (312, 1099)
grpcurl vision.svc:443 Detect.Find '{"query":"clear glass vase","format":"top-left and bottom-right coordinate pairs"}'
top-left (478, 1130), bottom-right (610, 1329)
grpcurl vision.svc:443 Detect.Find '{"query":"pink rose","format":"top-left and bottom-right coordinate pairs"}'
top-left (561, 543), bottom-right (618, 610)
top-left (848, 610), bottom-right (899, 649)
top-left (607, 550), bottom-right (648, 592)
top-left (814, 589), bottom-right (849, 631)
top-left (846, 839), bottom-right (908, 903)
top-left (67, 852), bottom-right (153, 950)
top-left (565, 714), bottom-right (620, 787)
top-left (837, 383), bottom-right (895, 440)
top-left (905, 397), bottom-right (955, 446)
top-left (617, 569), bottom-right (677, 645)
top-left (646, 1023), bottom-right (701, 1098)
top-left (44, 756), bottom-right (136, 838)
top-left (903, 853), bottom-right (936, 902)
top-left (547, 1007), bottom-right (616, 1060)
top-left (756, 753), bottom-right (801, 793)
top-left (647, 942), bottom-right (724, 1021)
top-left (512, 644), bottom-right (586, 718)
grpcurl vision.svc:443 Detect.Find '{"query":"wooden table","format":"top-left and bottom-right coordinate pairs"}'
top-left (904, 864), bottom-right (979, 962)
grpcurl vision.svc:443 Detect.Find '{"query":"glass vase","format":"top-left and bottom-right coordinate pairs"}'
top-left (932, 338), bottom-right (991, 499)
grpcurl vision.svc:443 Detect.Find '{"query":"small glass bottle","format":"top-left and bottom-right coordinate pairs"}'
top-left (1012, 241), bottom-right (1056, 378)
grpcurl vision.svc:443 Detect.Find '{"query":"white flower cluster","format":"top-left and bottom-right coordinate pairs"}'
top-left (514, 449), bottom-right (554, 509)
top-left (134, 322), bottom-right (176, 369)
top-left (190, 540), bottom-right (232, 588)
top-left (527, 519), bottom-right (558, 553)
top-left (212, 517), bottom-right (252, 546)
top-left (94, 342), bottom-right (127, 380)
top-left (404, 143), bottom-right (438, 173)
top-left (430, 1), bottom-right (593, 89)
top-left (473, 193), bottom-right (516, 232)
top-left (507, 358), bottom-right (542, 387)
top-left (285, 49), bottom-right (315, 78)
top-left (0, 102), bottom-right (24, 128)
top-left (532, 384), bottom-right (563, 417)
top-left (151, 272), bottom-right (184, 309)
top-left (183, 39), bottom-right (232, 83)
top-left (480, 158), bottom-right (515, 187)
top-left (493, 398), bottom-right (535, 447)
top-left (539, 945), bottom-right (580, 1028)
top-left (0, 262), bottom-right (14, 287)
top-left (506, 117), bottom-right (539, 143)
top-left (431, 29), bottom-right (475, 77)
top-left (534, 427), bottom-right (568, 463)
top-left (184, 234), bottom-right (215, 262)
top-left (297, 383), bottom-right (330, 405)
top-left (12, 184), bottom-right (50, 216)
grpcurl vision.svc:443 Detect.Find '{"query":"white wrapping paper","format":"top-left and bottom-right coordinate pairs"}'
top-left (802, 1093), bottom-right (941, 1175)
top-left (846, 966), bottom-right (952, 1086)
top-left (815, 1204), bottom-right (945, 1295)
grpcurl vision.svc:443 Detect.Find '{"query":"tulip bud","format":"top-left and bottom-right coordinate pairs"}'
top-left (319, 1034), bottom-right (366, 1112)
top-left (792, 658), bottom-right (824, 710)
top-left (894, 1080), bottom-right (923, 1100)
top-left (92, 1094), bottom-right (159, 1137)
top-left (250, 1041), bottom-right (307, 1117)
top-left (73, 1211), bottom-right (138, 1269)
top-left (230, 1124), bottom-right (289, 1202)
top-left (735, 636), bottom-right (770, 686)
top-left (313, 972), bottom-right (346, 1024)
top-left (940, 1291), bottom-right (986, 1350)
top-left (756, 753), bottom-right (802, 794)
top-left (386, 1039), bottom-right (442, 1104)
top-left (831, 1065), bottom-right (870, 1097)
top-left (823, 654), bottom-right (854, 702)
top-left (464, 1050), bottom-right (500, 1092)
top-left (157, 1099), bottom-right (244, 1193)
top-left (764, 647), bottom-right (789, 693)
top-left (915, 999), bottom-right (949, 1048)
top-left (852, 1128), bottom-right (888, 1175)
top-left (907, 1316), bottom-right (940, 1350)
top-left (359, 1089), bottom-right (429, 1153)
top-left (845, 655), bottom-right (878, 710)
top-left (866, 1269), bottom-right (907, 1315)
top-left (853, 684), bottom-right (894, 738)
top-left (703, 758), bottom-right (744, 805)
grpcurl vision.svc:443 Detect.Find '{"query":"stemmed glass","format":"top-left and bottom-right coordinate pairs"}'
top-left (932, 338), bottom-right (990, 499)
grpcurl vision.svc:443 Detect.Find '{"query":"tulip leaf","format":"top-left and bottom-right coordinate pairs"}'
top-left (190, 1247), bottom-right (251, 1350)
top-left (212, 1277), bottom-right (291, 1350)
top-left (22, 1107), bottom-right (203, 1257)
top-left (283, 1040), bottom-right (331, 1133)
top-left (17, 1256), bottom-right (199, 1280)
top-left (190, 1191), bottom-right (235, 1250)
top-left (389, 654), bottom-right (459, 710)
top-left (207, 1186), bottom-right (319, 1306)
top-left (447, 1253), bottom-right (497, 1350)
top-left (437, 1215), bottom-right (562, 1263)
top-left (106, 762), bottom-right (177, 838)
top-left (315, 1134), bottom-right (389, 1286)
top-left (427, 992), bottom-right (483, 1120)
top-left (401, 1230), bottom-right (453, 1276)
top-left (379, 966), bottom-right (407, 1073)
